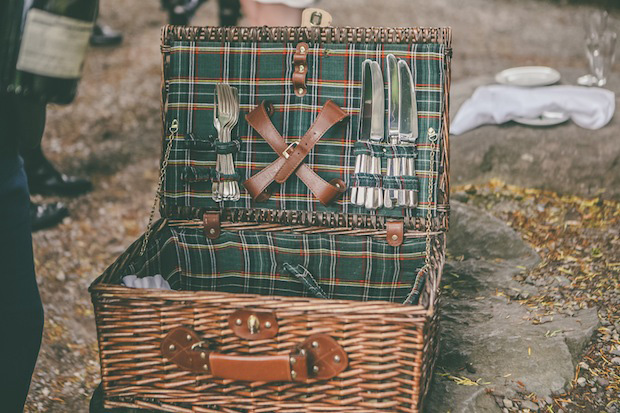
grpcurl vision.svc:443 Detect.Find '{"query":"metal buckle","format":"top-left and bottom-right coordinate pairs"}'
top-left (282, 141), bottom-right (298, 159)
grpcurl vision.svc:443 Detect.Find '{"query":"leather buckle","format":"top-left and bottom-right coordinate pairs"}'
top-left (282, 141), bottom-right (298, 159)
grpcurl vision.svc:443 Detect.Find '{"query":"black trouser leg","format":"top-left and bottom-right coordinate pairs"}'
top-left (0, 156), bottom-right (45, 412)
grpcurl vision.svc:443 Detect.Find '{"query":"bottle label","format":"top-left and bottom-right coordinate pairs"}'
top-left (16, 9), bottom-right (94, 79)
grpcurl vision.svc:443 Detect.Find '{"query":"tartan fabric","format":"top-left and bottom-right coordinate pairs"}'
top-left (127, 224), bottom-right (428, 303)
top-left (163, 41), bottom-right (445, 219)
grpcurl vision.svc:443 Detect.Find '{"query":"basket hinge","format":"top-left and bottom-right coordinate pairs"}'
top-left (203, 211), bottom-right (221, 239)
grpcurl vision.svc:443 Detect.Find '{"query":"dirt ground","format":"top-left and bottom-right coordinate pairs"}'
top-left (24, 0), bottom-right (618, 411)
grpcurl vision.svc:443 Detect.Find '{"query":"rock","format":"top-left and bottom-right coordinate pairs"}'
top-left (611, 357), bottom-right (620, 366)
top-left (611, 349), bottom-right (620, 357)
top-left (425, 202), bottom-right (600, 412)
top-left (578, 361), bottom-right (589, 370)
top-left (577, 377), bottom-right (586, 387)
top-left (521, 400), bottom-right (539, 411)
top-left (503, 399), bottom-right (513, 408)
top-left (446, 201), bottom-right (539, 262)
top-left (596, 377), bottom-right (610, 387)
top-left (56, 271), bottom-right (66, 282)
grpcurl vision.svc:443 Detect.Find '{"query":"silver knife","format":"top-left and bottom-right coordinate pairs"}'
top-left (398, 59), bottom-right (419, 207)
top-left (384, 54), bottom-right (399, 208)
top-left (351, 59), bottom-right (372, 206)
top-left (355, 60), bottom-right (384, 208)
top-left (365, 60), bottom-right (384, 209)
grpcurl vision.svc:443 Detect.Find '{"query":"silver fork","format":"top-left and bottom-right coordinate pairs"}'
top-left (221, 85), bottom-right (240, 201)
top-left (213, 84), bottom-right (235, 201)
top-left (212, 86), bottom-right (223, 201)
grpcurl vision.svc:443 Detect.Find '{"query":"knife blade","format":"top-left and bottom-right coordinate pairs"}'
top-left (365, 60), bottom-right (384, 209)
top-left (398, 59), bottom-right (419, 207)
top-left (352, 60), bottom-right (372, 206)
top-left (384, 54), bottom-right (399, 209)
top-left (386, 54), bottom-right (399, 144)
top-left (354, 60), bottom-right (384, 208)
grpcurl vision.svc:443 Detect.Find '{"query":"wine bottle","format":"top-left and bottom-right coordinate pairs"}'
top-left (9, 0), bottom-right (98, 104)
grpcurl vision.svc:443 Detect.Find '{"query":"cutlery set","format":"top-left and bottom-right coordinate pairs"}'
top-left (351, 55), bottom-right (419, 210)
top-left (212, 83), bottom-right (240, 202)
top-left (210, 57), bottom-right (418, 209)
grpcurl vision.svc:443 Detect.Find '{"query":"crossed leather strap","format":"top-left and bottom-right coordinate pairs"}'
top-left (243, 100), bottom-right (348, 206)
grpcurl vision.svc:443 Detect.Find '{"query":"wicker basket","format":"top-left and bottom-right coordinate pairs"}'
top-left (90, 25), bottom-right (452, 413)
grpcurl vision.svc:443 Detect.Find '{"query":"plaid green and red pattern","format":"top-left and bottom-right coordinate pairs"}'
top-left (163, 41), bottom-right (446, 219)
top-left (120, 222), bottom-right (433, 304)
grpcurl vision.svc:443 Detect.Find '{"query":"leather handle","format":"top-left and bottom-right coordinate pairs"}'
top-left (210, 352), bottom-right (309, 382)
top-left (161, 328), bottom-right (347, 382)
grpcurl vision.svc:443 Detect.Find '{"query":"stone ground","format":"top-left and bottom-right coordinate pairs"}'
top-left (23, 0), bottom-right (619, 412)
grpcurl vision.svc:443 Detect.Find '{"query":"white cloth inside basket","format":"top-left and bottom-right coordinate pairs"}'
top-left (122, 274), bottom-right (171, 290)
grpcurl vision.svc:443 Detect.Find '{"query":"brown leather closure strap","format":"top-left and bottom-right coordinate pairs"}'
top-left (203, 211), bottom-right (220, 239)
top-left (274, 100), bottom-right (348, 184)
top-left (243, 101), bottom-right (348, 206)
top-left (386, 220), bottom-right (404, 247)
top-left (293, 42), bottom-right (309, 97)
top-left (161, 328), bottom-right (347, 382)
top-left (228, 309), bottom-right (278, 340)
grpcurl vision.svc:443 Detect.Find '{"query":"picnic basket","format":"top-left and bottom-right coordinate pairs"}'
top-left (90, 25), bottom-right (452, 413)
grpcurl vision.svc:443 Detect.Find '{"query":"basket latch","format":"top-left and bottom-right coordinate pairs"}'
top-left (203, 211), bottom-right (220, 239)
top-left (386, 220), bottom-right (404, 247)
top-left (293, 42), bottom-right (309, 97)
top-left (228, 309), bottom-right (279, 340)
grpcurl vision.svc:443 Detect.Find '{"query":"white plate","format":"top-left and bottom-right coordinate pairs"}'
top-left (495, 66), bottom-right (561, 87)
top-left (513, 111), bottom-right (570, 127)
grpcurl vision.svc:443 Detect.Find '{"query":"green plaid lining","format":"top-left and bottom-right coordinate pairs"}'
top-left (163, 41), bottom-right (445, 218)
top-left (170, 226), bottom-right (429, 303)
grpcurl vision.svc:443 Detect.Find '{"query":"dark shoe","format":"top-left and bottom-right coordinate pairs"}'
top-left (218, 0), bottom-right (241, 27)
top-left (90, 23), bottom-right (123, 47)
top-left (30, 201), bottom-right (69, 232)
top-left (26, 156), bottom-right (93, 197)
top-left (166, 0), bottom-right (206, 25)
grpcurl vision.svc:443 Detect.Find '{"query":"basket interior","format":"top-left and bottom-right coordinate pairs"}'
top-left (99, 220), bottom-right (443, 307)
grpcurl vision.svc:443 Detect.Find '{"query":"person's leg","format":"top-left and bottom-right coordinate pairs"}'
top-left (0, 156), bottom-right (44, 411)
top-left (253, 2), bottom-right (303, 26)
top-left (240, 0), bottom-right (260, 26)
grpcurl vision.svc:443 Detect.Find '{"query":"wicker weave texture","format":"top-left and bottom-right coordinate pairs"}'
top-left (90, 227), bottom-right (445, 413)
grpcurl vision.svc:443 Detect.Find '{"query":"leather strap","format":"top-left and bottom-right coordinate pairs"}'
top-left (210, 353), bottom-right (308, 382)
top-left (228, 309), bottom-right (279, 340)
top-left (293, 42), bottom-right (309, 97)
top-left (203, 211), bottom-right (221, 239)
top-left (243, 101), bottom-right (347, 206)
top-left (274, 100), bottom-right (348, 183)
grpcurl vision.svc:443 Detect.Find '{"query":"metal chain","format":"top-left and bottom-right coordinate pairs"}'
top-left (405, 127), bottom-right (437, 304)
top-left (140, 119), bottom-right (178, 256)
top-left (424, 127), bottom-right (437, 269)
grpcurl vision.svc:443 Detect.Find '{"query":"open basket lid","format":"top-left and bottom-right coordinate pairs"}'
top-left (158, 25), bottom-right (452, 232)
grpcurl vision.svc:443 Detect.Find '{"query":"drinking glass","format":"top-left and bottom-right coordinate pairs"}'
top-left (585, 30), bottom-right (617, 86)
top-left (583, 10), bottom-right (608, 38)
